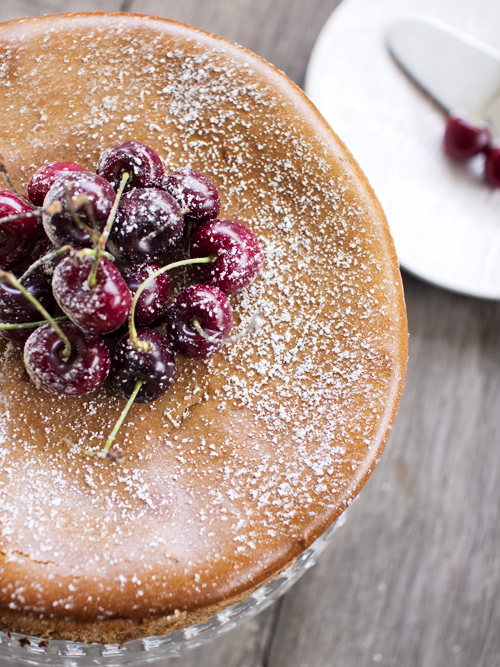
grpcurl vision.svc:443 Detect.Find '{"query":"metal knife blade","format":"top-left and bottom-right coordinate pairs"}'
top-left (387, 14), bottom-right (500, 134)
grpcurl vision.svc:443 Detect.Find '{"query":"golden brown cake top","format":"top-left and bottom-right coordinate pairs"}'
top-left (0, 12), bottom-right (407, 624)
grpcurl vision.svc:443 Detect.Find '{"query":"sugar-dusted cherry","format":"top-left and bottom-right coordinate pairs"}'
top-left (0, 190), bottom-right (40, 270)
top-left (42, 171), bottom-right (115, 248)
top-left (164, 284), bottom-right (232, 360)
top-left (189, 219), bottom-right (264, 294)
top-left (24, 322), bottom-right (110, 396)
top-left (444, 112), bottom-right (492, 160)
top-left (0, 274), bottom-right (56, 342)
top-left (162, 168), bottom-right (220, 223)
top-left (27, 161), bottom-right (86, 207)
top-left (108, 188), bottom-right (184, 263)
top-left (52, 254), bottom-right (132, 334)
top-left (120, 262), bottom-right (170, 327)
top-left (110, 328), bottom-right (176, 403)
top-left (484, 144), bottom-right (500, 188)
top-left (96, 140), bottom-right (164, 192)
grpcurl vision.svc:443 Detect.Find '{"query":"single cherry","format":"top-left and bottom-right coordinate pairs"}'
top-left (110, 328), bottom-right (176, 403)
top-left (164, 284), bottom-right (232, 360)
top-left (27, 161), bottom-right (86, 207)
top-left (24, 322), bottom-right (110, 396)
top-left (0, 274), bottom-right (56, 342)
top-left (52, 254), bottom-right (132, 334)
top-left (190, 219), bottom-right (264, 294)
top-left (484, 144), bottom-right (500, 188)
top-left (108, 188), bottom-right (184, 263)
top-left (444, 112), bottom-right (492, 160)
top-left (0, 190), bottom-right (39, 271)
top-left (96, 141), bottom-right (164, 192)
top-left (162, 168), bottom-right (220, 223)
top-left (120, 262), bottom-right (170, 327)
top-left (42, 171), bottom-right (115, 248)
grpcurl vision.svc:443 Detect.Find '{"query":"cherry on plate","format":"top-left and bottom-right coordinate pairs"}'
top-left (24, 322), bottom-right (110, 396)
top-left (52, 254), bottom-right (132, 334)
top-left (189, 219), bottom-right (264, 294)
top-left (164, 284), bottom-right (232, 360)
top-left (27, 161), bottom-right (86, 207)
top-left (0, 190), bottom-right (39, 271)
top-left (110, 328), bottom-right (176, 403)
top-left (96, 141), bottom-right (164, 192)
top-left (444, 112), bottom-right (491, 160)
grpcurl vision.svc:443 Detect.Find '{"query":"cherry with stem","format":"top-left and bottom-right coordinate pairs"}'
top-left (128, 255), bottom-right (216, 352)
top-left (0, 269), bottom-right (72, 359)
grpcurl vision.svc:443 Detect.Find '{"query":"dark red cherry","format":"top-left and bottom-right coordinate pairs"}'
top-left (120, 262), bottom-right (170, 327)
top-left (190, 219), bottom-right (264, 294)
top-left (42, 172), bottom-right (115, 248)
top-left (24, 322), bottom-right (110, 396)
top-left (444, 112), bottom-right (492, 160)
top-left (0, 190), bottom-right (39, 271)
top-left (162, 168), bottom-right (220, 223)
top-left (27, 161), bottom-right (86, 207)
top-left (52, 254), bottom-right (132, 334)
top-left (485, 144), bottom-right (500, 187)
top-left (108, 188), bottom-right (184, 263)
top-left (0, 274), bottom-right (56, 342)
top-left (164, 284), bottom-right (232, 360)
top-left (110, 329), bottom-right (176, 403)
top-left (96, 141), bottom-right (164, 192)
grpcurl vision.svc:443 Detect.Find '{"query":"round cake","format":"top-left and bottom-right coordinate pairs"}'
top-left (0, 12), bottom-right (407, 644)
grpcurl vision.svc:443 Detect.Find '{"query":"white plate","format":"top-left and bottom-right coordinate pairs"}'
top-left (305, 0), bottom-right (500, 299)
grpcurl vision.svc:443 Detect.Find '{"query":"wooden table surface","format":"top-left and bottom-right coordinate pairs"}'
top-left (3, 1), bottom-right (500, 666)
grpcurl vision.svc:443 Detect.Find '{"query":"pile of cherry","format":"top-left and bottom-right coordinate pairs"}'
top-left (444, 111), bottom-right (500, 186)
top-left (0, 140), bottom-right (264, 459)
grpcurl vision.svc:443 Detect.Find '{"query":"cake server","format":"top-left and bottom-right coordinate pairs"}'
top-left (387, 15), bottom-right (500, 136)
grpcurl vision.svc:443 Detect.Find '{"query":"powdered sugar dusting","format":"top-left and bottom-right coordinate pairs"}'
top-left (0, 15), bottom-right (406, 623)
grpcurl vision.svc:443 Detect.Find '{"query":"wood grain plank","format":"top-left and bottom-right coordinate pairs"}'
top-left (123, 0), bottom-right (342, 86)
top-left (0, 0), bottom-right (122, 22)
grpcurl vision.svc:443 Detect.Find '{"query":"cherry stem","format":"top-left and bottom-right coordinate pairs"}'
top-left (100, 171), bottom-right (130, 253)
top-left (101, 378), bottom-right (143, 458)
top-left (0, 161), bottom-right (37, 209)
top-left (191, 313), bottom-right (265, 345)
top-left (0, 202), bottom-right (61, 229)
top-left (0, 316), bottom-right (68, 330)
top-left (88, 171), bottom-right (130, 290)
top-left (19, 244), bottom-right (73, 284)
top-left (0, 209), bottom-right (42, 225)
top-left (128, 255), bottom-right (216, 351)
top-left (0, 270), bottom-right (72, 359)
top-left (183, 218), bottom-right (194, 253)
top-left (78, 378), bottom-right (143, 460)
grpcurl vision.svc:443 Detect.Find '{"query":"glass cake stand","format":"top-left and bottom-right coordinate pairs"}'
top-left (0, 514), bottom-right (345, 666)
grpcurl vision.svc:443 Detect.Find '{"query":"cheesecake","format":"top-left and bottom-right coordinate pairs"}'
top-left (0, 12), bottom-right (407, 644)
